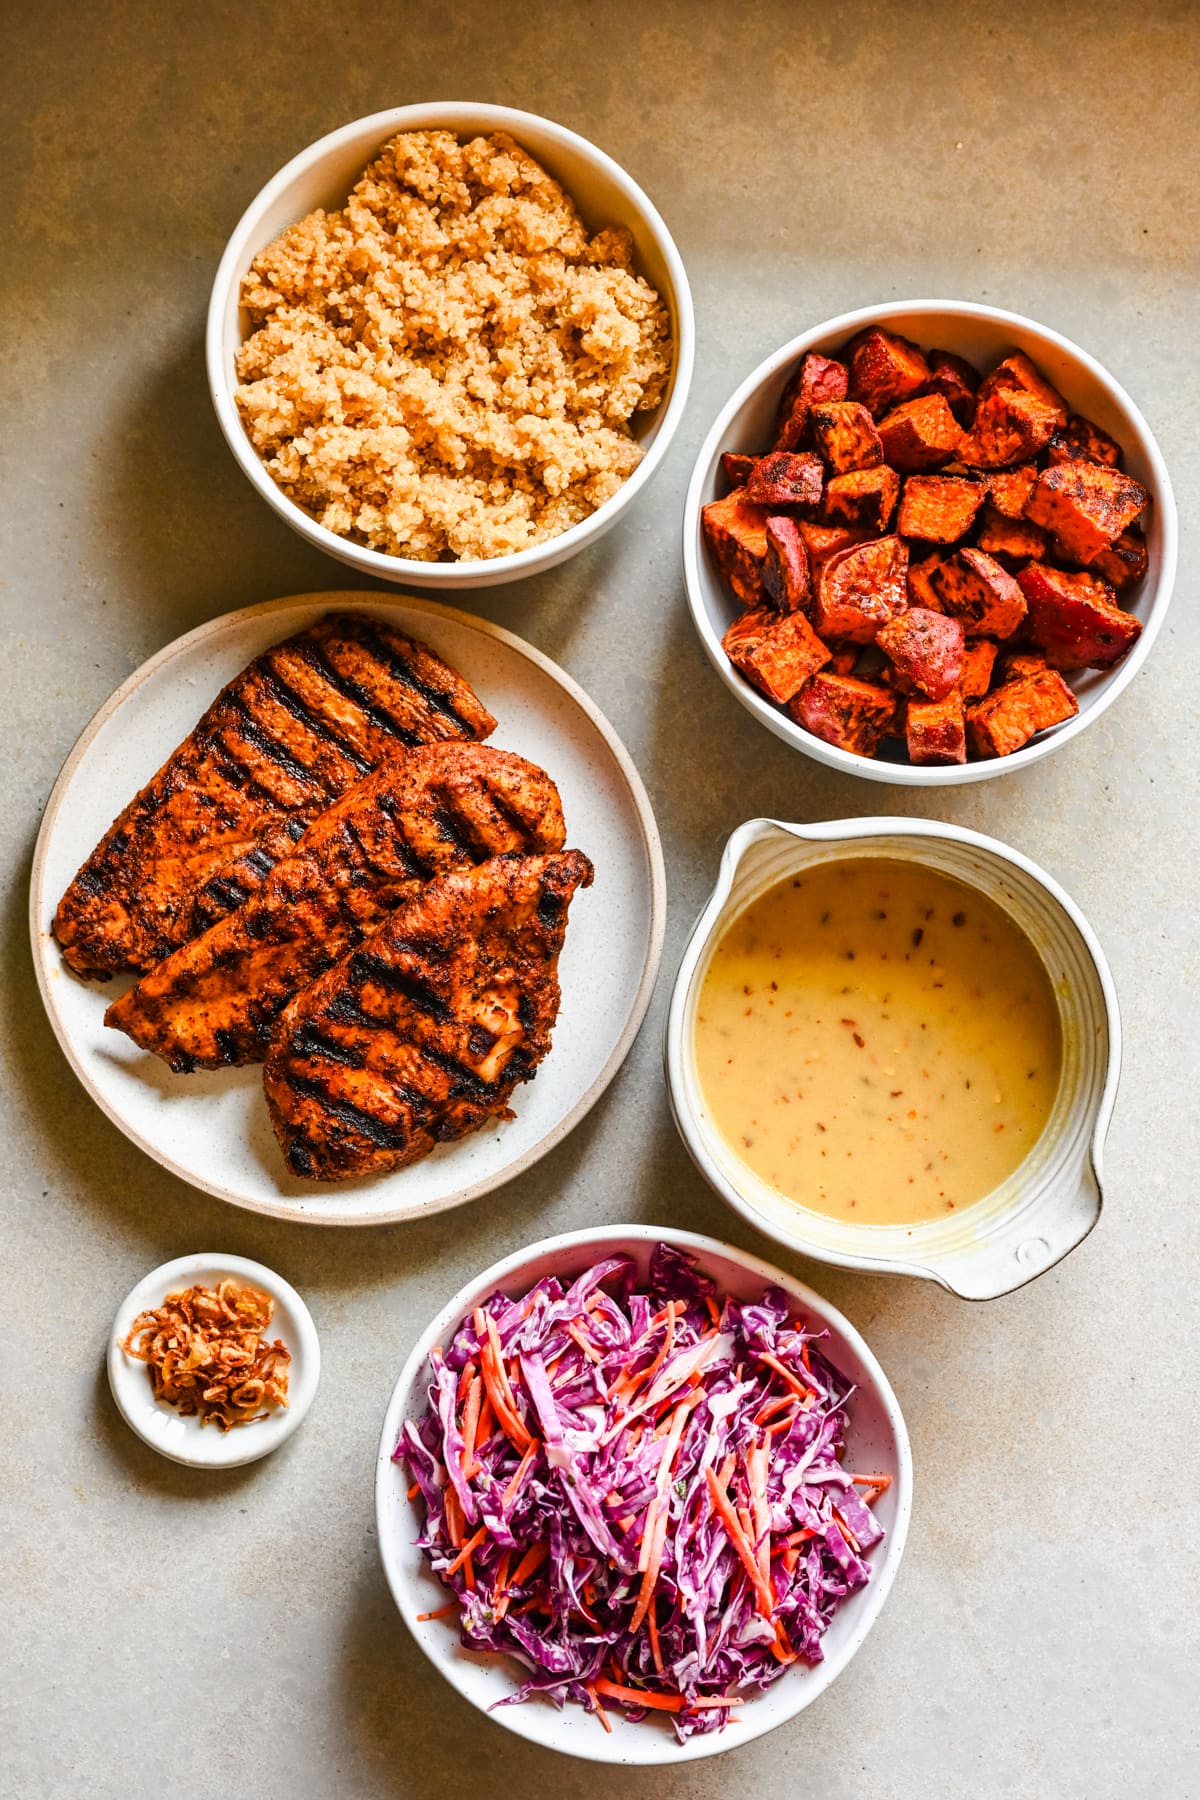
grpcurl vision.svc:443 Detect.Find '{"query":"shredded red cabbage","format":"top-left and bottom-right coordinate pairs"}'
top-left (397, 1244), bottom-right (889, 1741)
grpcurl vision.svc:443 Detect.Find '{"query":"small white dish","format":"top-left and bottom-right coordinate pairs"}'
top-left (108, 1252), bottom-right (320, 1469)
top-left (665, 817), bottom-right (1121, 1299)
top-left (682, 298), bottom-right (1177, 784)
top-left (375, 1224), bottom-right (912, 1765)
top-left (207, 102), bottom-right (695, 589)
top-left (30, 591), bottom-right (665, 1226)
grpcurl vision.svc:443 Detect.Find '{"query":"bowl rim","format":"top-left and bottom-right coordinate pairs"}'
top-left (374, 1221), bottom-right (913, 1765)
top-left (205, 100), bottom-right (696, 583)
top-left (663, 814), bottom-right (1122, 1295)
top-left (681, 297), bottom-right (1178, 785)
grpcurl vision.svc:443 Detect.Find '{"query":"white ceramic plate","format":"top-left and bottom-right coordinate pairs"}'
top-left (108, 1251), bottom-right (321, 1468)
top-left (31, 593), bottom-right (665, 1225)
top-left (375, 1225), bottom-right (912, 1765)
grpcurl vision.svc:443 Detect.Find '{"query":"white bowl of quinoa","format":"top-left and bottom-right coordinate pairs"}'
top-left (207, 103), bottom-right (694, 587)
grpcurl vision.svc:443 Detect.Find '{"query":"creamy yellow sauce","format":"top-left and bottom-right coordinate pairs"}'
top-left (693, 857), bottom-right (1062, 1226)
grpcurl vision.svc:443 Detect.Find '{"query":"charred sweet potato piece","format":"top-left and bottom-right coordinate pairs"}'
top-left (930, 548), bottom-right (1027, 638)
top-left (876, 394), bottom-right (962, 471)
top-left (907, 554), bottom-right (945, 611)
top-left (1064, 412), bottom-right (1123, 468)
top-left (722, 607), bottom-right (831, 704)
top-left (985, 462), bottom-right (1039, 519)
top-left (788, 672), bottom-right (901, 756)
top-left (812, 535), bottom-right (908, 644)
top-left (876, 607), bottom-right (965, 702)
top-left (958, 638), bottom-right (999, 698)
top-left (774, 353), bottom-right (851, 451)
top-left (826, 647), bottom-right (860, 676)
top-left (822, 466), bottom-right (900, 533)
top-left (719, 452), bottom-right (758, 493)
top-left (701, 490), bottom-right (769, 605)
top-left (1015, 563), bottom-right (1143, 669)
top-left (846, 328), bottom-right (931, 417)
top-left (1045, 431), bottom-right (1106, 472)
top-left (897, 474), bottom-right (984, 545)
top-left (923, 350), bottom-right (980, 426)
top-left (958, 387), bottom-right (1059, 468)
top-left (906, 691), bottom-right (967, 765)
top-left (1091, 527), bottom-right (1148, 593)
top-left (799, 520), bottom-right (871, 569)
top-left (763, 516), bottom-right (813, 612)
top-left (745, 451), bottom-right (824, 512)
top-left (976, 504), bottom-right (1049, 566)
top-left (977, 351), bottom-right (1068, 425)
top-left (810, 401), bottom-right (884, 474)
top-left (967, 669), bottom-right (1078, 758)
top-left (1001, 652), bottom-right (1050, 683)
top-left (1024, 462), bottom-right (1149, 564)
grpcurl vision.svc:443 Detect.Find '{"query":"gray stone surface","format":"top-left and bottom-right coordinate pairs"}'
top-left (3, 5), bottom-right (1197, 1796)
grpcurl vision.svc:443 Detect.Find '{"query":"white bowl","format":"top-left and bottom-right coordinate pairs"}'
top-left (375, 1224), bottom-right (911, 1765)
top-left (682, 299), bottom-right (1177, 784)
top-left (108, 1252), bottom-right (321, 1468)
top-left (665, 818), bottom-right (1121, 1300)
top-left (207, 103), bottom-right (694, 589)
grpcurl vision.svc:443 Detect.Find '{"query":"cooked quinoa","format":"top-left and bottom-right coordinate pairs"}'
top-left (234, 130), bottom-right (674, 562)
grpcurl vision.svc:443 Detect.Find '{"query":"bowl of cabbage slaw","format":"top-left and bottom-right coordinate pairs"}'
top-left (375, 1225), bottom-right (912, 1764)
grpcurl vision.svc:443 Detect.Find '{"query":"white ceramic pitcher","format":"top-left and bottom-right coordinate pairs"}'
top-left (665, 818), bottom-right (1121, 1300)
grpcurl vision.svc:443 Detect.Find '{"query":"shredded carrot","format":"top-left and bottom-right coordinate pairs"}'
top-left (444, 1485), bottom-right (465, 1551)
top-left (566, 1321), bottom-right (603, 1364)
top-left (444, 1525), bottom-right (487, 1577)
top-left (705, 1466), bottom-right (774, 1619)
top-left (406, 1480), bottom-right (420, 1502)
top-left (509, 1540), bottom-right (549, 1589)
top-left (592, 1677), bottom-right (743, 1713)
top-left (647, 1601), bottom-right (664, 1676)
top-left (492, 1548), bottom-right (514, 1622)
top-left (416, 1602), bottom-right (459, 1622)
top-left (757, 1350), bottom-right (811, 1399)
top-left (586, 1684), bottom-right (613, 1732)
top-left (755, 1391), bottom-right (798, 1426)
top-left (460, 1374), bottom-right (482, 1476)
top-left (704, 1294), bottom-right (721, 1327)
top-left (501, 1438), bottom-right (539, 1507)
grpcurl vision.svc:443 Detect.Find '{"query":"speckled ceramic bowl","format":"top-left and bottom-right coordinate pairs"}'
top-left (207, 102), bottom-right (694, 589)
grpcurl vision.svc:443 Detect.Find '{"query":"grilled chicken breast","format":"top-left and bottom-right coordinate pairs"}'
top-left (104, 746), bottom-right (566, 1072)
top-left (263, 849), bottom-right (593, 1181)
top-left (53, 614), bottom-right (496, 979)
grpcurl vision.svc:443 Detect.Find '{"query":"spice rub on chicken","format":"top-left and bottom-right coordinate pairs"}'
top-left (104, 746), bottom-right (566, 1071)
top-left (53, 614), bottom-right (496, 979)
top-left (263, 849), bottom-right (593, 1181)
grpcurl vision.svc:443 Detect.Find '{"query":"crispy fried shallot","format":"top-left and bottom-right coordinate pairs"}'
top-left (121, 1280), bottom-right (290, 1430)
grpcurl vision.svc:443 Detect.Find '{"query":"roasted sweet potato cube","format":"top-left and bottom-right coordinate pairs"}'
top-left (930, 548), bottom-right (1027, 638)
top-left (958, 387), bottom-right (1059, 469)
top-left (1091, 527), bottom-right (1148, 593)
top-left (897, 474), bottom-right (984, 545)
top-left (826, 647), bottom-right (860, 676)
top-left (799, 520), bottom-right (871, 569)
top-left (1064, 412), bottom-right (1123, 468)
top-left (907, 692), bottom-right (967, 765)
top-left (763, 516), bottom-right (814, 612)
top-left (977, 351), bottom-right (1068, 425)
top-left (985, 462), bottom-right (1039, 519)
top-left (745, 451), bottom-right (824, 512)
top-left (907, 554), bottom-right (945, 611)
top-left (822, 466), bottom-right (900, 533)
top-left (1001, 652), bottom-right (1050, 683)
top-left (788, 672), bottom-right (901, 756)
top-left (1015, 562), bottom-right (1143, 669)
top-left (1024, 462), bottom-right (1148, 564)
top-left (876, 394), bottom-right (962, 471)
top-left (722, 607), bottom-right (831, 704)
top-left (923, 350), bottom-right (980, 426)
top-left (719, 451), bottom-right (758, 493)
top-left (967, 670), bottom-right (1078, 758)
top-left (774, 352), bottom-right (850, 451)
top-left (812, 535), bottom-right (908, 644)
top-left (1045, 431), bottom-right (1104, 472)
top-left (846, 328), bottom-right (931, 417)
top-left (975, 504), bottom-right (1049, 567)
top-left (810, 401), bottom-right (884, 474)
top-left (958, 638), bottom-right (999, 698)
top-left (876, 607), bottom-right (965, 702)
top-left (701, 490), bottom-right (770, 605)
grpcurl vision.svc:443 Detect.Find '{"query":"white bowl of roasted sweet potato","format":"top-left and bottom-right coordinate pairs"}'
top-left (682, 302), bottom-right (1176, 782)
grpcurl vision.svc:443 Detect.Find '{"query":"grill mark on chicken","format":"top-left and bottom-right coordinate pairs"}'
top-left (104, 747), bottom-right (567, 1070)
top-left (262, 849), bottom-right (593, 1182)
top-left (53, 614), bottom-right (497, 978)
